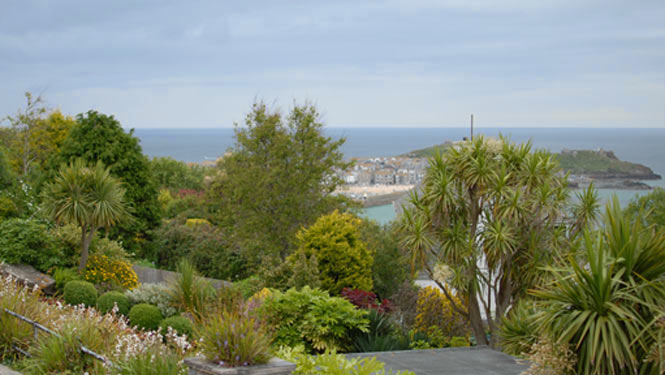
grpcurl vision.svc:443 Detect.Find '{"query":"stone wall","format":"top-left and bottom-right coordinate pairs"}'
top-left (132, 265), bottom-right (229, 289)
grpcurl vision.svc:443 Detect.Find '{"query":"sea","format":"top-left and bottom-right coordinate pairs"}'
top-left (133, 127), bottom-right (665, 225)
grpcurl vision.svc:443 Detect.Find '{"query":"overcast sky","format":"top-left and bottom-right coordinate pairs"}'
top-left (1, 0), bottom-right (664, 128)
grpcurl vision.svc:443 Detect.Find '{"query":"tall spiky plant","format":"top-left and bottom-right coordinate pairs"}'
top-left (43, 159), bottom-right (130, 270)
top-left (531, 197), bottom-right (665, 375)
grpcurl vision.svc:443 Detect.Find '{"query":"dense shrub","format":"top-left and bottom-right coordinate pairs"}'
top-left (359, 220), bottom-right (411, 299)
top-left (389, 281), bottom-right (420, 331)
top-left (341, 288), bottom-right (392, 314)
top-left (159, 315), bottom-right (194, 337)
top-left (63, 280), bottom-right (98, 307)
top-left (260, 286), bottom-right (369, 353)
top-left (168, 259), bottom-right (214, 321)
top-left (198, 309), bottom-right (271, 367)
top-left (277, 345), bottom-right (415, 375)
top-left (0, 218), bottom-right (62, 272)
top-left (125, 283), bottom-right (178, 318)
top-left (292, 210), bottom-right (374, 295)
top-left (350, 308), bottom-right (405, 353)
top-left (128, 303), bottom-right (163, 331)
top-left (233, 276), bottom-right (265, 299)
top-left (414, 286), bottom-right (469, 340)
top-left (149, 156), bottom-right (206, 191)
top-left (96, 291), bottom-right (130, 315)
top-left (52, 268), bottom-right (81, 294)
top-left (153, 220), bottom-right (247, 280)
top-left (84, 254), bottom-right (138, 291)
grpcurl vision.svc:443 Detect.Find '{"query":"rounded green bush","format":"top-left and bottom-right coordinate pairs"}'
top-left (129, 303), bottom-right (163, 331)
top-left (449, 336), bottom-right (470, 347)
top-left (63, 280), bottom-right (98, 307)
top-left (159, 315), bottom-right (194, 337)
top-left (96, 291), bottom-right (130, 315)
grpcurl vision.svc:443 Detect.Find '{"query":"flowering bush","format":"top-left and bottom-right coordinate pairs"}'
top-left (198, 309), bottom-right (271, 367)
top-left (413, 286), bottom-right (469, 345)
top-left (85, 254), bottom-right (139, 291)
top-left (0, 275), bottom-right (193, 374)
top-left (341, 288), bottom-right (393, 313)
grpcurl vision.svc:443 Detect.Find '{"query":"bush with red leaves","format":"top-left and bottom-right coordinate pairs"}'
top-left (341, 288), bottom-right (393, 314)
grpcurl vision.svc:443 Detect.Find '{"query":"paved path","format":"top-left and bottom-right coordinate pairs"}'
top-left (0, 364), bottom-right (20, 375)
top-left (347, 346), bottom-right (528, 375)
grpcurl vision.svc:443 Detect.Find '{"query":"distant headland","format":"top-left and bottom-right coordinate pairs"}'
top-left (335, 142), bottom-right (662, 207)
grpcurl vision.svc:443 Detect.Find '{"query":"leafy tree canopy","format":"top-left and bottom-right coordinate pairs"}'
top-left (208, 102), bottom-right (352, 266)
top-left (52, 111), bottom-right (159, 253)
top-left (149, 156), bottom-right (206, 191)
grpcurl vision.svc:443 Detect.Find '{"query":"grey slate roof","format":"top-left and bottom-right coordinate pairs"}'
top-left (347, 346), bottom-right (529, 375)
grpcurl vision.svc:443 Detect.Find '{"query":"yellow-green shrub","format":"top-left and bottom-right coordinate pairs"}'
top-left (293, 210), bottom-right (373, 295)
top-left (414, 286), bottom-right (469, 345)
top-left (85, 254), bottom-right (138, 290)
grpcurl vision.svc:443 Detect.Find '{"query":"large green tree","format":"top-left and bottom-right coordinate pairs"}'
top-left (208, 102), bottom-right (352, 266)
top-left (42, 160), bottom-right (130, 270)
top-left (398, 136), bottom-right (598, 347)
top-left (53, 111), bottom-right (160, 253)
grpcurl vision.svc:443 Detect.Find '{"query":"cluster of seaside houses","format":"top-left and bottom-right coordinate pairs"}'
top-left (338, 157), bottom-right (429, 185)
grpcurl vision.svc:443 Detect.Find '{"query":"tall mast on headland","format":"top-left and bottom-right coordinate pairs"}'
top-left (470, 114), bottom-right (474, 140)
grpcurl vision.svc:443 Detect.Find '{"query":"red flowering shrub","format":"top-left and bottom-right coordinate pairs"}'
top-left (341, 288), bottom-right (393, 314)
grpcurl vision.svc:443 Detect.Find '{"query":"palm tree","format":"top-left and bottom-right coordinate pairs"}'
top-left (43, 159), bottom-right (130, 270)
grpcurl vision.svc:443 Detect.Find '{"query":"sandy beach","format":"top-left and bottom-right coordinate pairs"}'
top-left (336, 184), bottom-right (414, 197)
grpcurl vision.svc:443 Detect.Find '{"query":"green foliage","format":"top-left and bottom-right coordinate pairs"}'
top-left (42, 159), bottom-right (131, 270)
top-left (21, 324), bottom-right (101, 375)
top-left (276, 345), bottom-right (415, 375)
top-left (96, 291), bottom-right (130, 315)
top-left (350, 309), bottom-right (405, 353)
top-left (449, 336), bottom-right (470, 347)
top-left (152, 220), bottom-right (247, 280)
top-left (286, 251), bottom-right (322, 290)
top-left (149, 156), bottom-right (205, 191)
top-left (0, 218), bottom-right (63, 272)
top-left (163, 193), bottom-right (209, 220)
top-left (625, 187), bottom-right (665, 229)
top-left (359, 220), bottom-right (410, 298)
top-left (292, 210), bottom-right (373, 295)
top-left (555, 149), bottom-right (651, 175)
top-left (530, 198), bottom-right (665, 375)
top-left (260, 286), bottom-right (369, 353)
top-left (499, 300), bottom-right (539, 356)
top-left (398, 136), bottom-right (595, 347)
top-left (63, 280), bottom-right (98, 307)
top-left (168, 259), bottom-right (214, 321)
top-left (0, 146), bottom-right (13, 190)
top-left (125, 283), bottom-right (178, 318)
top-left (197, 310), bottom-right (271, 367)
top-left (233, 276), bottom-right (265, 299)
top-left (128, 304), bottom-right (163, 331)
top-left (52, 268), bottom-right (81, 295)
top-left (159, 316), bottom-right (194, 337)
top-left (53, 110), bottom-right (160, 256)
top-left (113, 345), bottom-right (185, 375)
top-left (208, 102), bottom-right (352, 267)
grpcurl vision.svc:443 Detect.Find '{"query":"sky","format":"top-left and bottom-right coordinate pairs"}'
top-left (1, 0), bottom-right (664, 128)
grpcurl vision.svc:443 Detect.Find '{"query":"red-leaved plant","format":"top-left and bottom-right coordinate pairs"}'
top-left (341, 288), bottom-right (393, 314)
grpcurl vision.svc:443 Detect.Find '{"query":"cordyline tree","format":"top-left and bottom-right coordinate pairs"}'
top-left (398, 136), bottom-right (598, 347)
top-left (43, 159), bottom-right (131, 270)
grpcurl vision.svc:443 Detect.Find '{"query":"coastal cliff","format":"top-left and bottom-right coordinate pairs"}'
top-left (556, 149), bottom-right (661, 181)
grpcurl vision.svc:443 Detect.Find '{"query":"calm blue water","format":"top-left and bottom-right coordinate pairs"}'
top-left (133, 127), bottom-right (665, 224)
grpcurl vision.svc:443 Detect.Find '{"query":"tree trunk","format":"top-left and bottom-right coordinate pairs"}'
top-left (78, 226), bottom-right (96, 271)
top-left (467, 289), bottom-right (488, 346)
